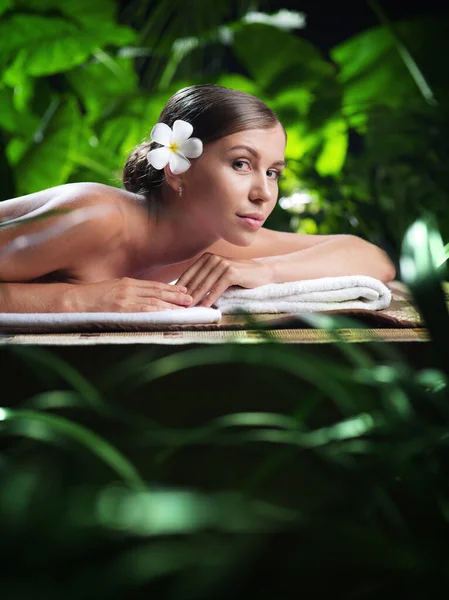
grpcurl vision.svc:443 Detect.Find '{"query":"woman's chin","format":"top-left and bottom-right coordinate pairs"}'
top-left (225, 233), bottom-right (255, 247)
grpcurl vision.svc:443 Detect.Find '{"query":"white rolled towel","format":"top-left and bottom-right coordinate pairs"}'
top-left (0, 307), bottom-right (222, 330)
top-left (214, 275), bottom-right (392, 314)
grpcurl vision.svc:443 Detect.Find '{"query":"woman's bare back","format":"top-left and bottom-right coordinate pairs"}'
top-left (1, 184), bottom-right (138, 281)
top-left (0, 182), bottom-right (198, 285)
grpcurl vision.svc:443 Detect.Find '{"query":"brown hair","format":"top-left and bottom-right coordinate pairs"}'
top-left (122, 84), bottom-right (283, 199)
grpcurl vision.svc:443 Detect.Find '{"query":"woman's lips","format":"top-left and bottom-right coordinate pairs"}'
top-left (237, 215), bottom-right (263, 230)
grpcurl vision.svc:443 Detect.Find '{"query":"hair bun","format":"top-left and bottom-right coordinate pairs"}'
top-left (123, 141), bottom-right (164, 195)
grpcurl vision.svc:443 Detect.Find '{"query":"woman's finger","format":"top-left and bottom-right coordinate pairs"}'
top-left (182, 255), bottom-right (224, 297)
top-left (176, 253), bottom-right (210, 288)
top-left (189, 261), bottom-right (230, 306)
top-left (198, 273), bottom-right (233, 308)
top-left (134, 279), bottom-right (188, 293)
top-left (136, 288), bottom-right (193, 306)
top-left (129, 300), bottom-right (188, 312)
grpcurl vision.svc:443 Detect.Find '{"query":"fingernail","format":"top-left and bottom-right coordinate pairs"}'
top-left (183, 295), bottom-right (193, 303)
top-left (180, 286), bottom-right (188, 292)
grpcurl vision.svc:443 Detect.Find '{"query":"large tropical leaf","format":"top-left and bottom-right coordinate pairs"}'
top-left (331, 16), bottom-right (449, 126)
top-left (0, 13), bottom-right (136, 83)
top-left (14, 0), bottom-right (119, 27)
top-left (231, 22), bottom-right (333, 93)
top-left (10, 95), bottom-right (82, 194)
top-left (67, 56), bottom-right (139, 125)
top-left (214, 73), bottom-right (259, 95)
top-left (315, 118), bottom-right (348, 176)
top-left (0, 88), bottom-right (38, 134)
top-left (0, 0), bottom-right (11, 18)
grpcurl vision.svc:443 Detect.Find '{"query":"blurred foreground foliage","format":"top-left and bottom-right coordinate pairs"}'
top-left (0, 0), bottom-right (448, 265)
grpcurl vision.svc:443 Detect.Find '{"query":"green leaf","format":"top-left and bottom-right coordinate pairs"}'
top-left (6, 137), bottom-right (33, 166)
top-left (11, 78), bottom-right (34, 113)
top-left (315, 119), bottom-right (348, 176)
top-left (331, 16), bottom-right (449, 123)
top-left (401, 217), bottom-right (448, 287)
top-left (67, 121), bottom-right (122, 184)
top-left (100, 116), bottom-right (144, 159)
top-left (0, 407), bottom-right (145, 490)
top-left (400, 217), bottom-right (449, 371)
top-left (271, 86), bottom-right (314, 121)
top-left (215, 74), bottom-right (259, 95)
top-left (284, 123), bottom-right (321, 162)
top-left (0, 16), bottom-right (97, 79)
top-left (15, 0), bottom-right (118, 28)
top-left (67, 55), bottom-right (139, 125)
top-left (232, 22), bottom-right (332, 92)
top-left (0, 0), bottom-right (12, 18)
top-left (67, 89), bottom-right (171, 182)
top-left (13, 0), bottom-right (137, 40)
top-left (14, 96), bottom-right (81, 194)
top-left (0, 14), bottom-right (136, 83)
top-left (331, 25), bottom-right (392, 84)
top-left (0, 88), bottom-right (38, 134)
top-left (12, 346), bottom-right (106, 410)
top-left (157, 36), bottom-right (202, 91)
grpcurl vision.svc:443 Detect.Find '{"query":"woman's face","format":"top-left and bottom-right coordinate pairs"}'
top-left (183, 123), bottom-right (286, 246)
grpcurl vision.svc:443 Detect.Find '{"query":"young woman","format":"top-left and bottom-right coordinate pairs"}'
top-left (0, 84), bottom-right (395, 313)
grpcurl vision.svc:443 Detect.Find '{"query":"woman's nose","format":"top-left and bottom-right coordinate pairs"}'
top-left (249, 173), bottom-right (272, 203)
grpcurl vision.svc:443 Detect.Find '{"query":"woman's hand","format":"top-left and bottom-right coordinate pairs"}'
top-left (176, 253), bottom-right (273, 308)
top-left (63, 278), bottom-right (193, 312)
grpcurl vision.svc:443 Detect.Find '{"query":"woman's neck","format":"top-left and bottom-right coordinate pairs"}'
top-left (124, 189), bottom-right (220, 273)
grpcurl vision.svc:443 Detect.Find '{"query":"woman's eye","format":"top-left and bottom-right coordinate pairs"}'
top-left (233, 160), bottom-right (250, 171)
top-left (233, 160), bottom-right (281, 181)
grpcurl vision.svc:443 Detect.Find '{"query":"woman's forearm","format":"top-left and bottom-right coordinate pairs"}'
top-left (255, 235), bottom-right (396, 284)
top-left (0, 282), bottom-right (74, 312)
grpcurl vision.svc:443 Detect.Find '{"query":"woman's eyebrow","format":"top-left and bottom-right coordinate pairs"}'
top-left (227, 145), bottom-right (286, 166)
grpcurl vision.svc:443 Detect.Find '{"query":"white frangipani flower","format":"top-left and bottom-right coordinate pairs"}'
top-left (146, 119), bottom-right (203, 175)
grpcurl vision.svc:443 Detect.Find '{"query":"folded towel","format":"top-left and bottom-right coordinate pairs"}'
top-left (0, 307), bottom-right (222, 331)
top-left (214, 275), bottom-right (392, 314)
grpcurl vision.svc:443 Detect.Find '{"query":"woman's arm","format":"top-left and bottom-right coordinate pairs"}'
top-left (0, 279), bottom-right (193, 313)
top-left (207, 228), bottom-right (396, 282)
top-left (177, 235), bottom-right (396, 307)
top-left (0, 282), bottom-right (76, 312)
top-left (254, 235), bottom-right (396, 284)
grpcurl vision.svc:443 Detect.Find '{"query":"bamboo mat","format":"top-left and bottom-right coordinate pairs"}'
top-left (0, 280), bottom-right (438, 345)
top-left (0, 327), bottom-right (430, 345)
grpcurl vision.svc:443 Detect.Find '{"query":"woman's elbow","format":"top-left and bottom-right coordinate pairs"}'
top-left (381, 265), bottom-right (396, 284)
top-left (378, 253), bottom-right (397, 283)
top-left (352, 236), bottom-right (396, 283)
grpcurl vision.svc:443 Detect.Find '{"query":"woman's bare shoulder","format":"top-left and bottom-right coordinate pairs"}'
top-left (0, 182), bottom-right (139, 222)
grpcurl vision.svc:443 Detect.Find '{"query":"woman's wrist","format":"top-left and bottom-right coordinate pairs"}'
top-left (252, 256), bottom-right (278, 284)
top-left (61, 284), bottom-right (83, 312)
